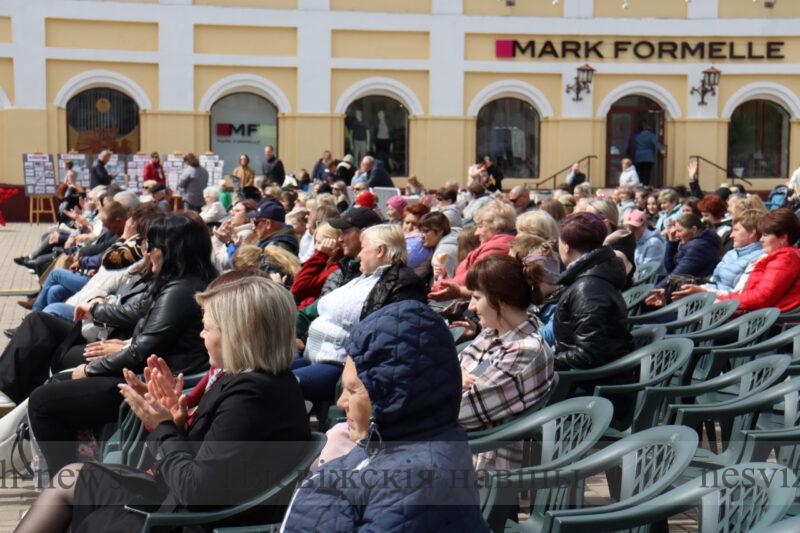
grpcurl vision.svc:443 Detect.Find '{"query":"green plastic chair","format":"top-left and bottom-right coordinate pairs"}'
top-left (213, 527), bottom-right (277, 533)
top-left (631, 260), bottom-right (661, 286)
top-left (634, 355), bottom-right (791, 462)
top-left (755, 515), bottom-right (800, 533)
top-left (546, 463), bottom-right (796, 533)
top-left (623, 283), bottom-right (654, 315)
top-left (660, 299), bottom-right (739, 335)
top-left (469, 397), bottom-right (612, 530)
top-left (482, 425), bottom-right (697, 532)
top-left (468, 396), bottom-right (612, 463)
top-left (628, 292), bottom-right (715, 326)
top-left (630, 325), bottom-right (667, 350)
top-left (139, 432), bottom-right (326, 532)
top-left (677, 307), bottom-right (781, 385)
top-left (549, 339), bottom-right (693, 432)
top-left (710, 325), bottom-right (800, 370)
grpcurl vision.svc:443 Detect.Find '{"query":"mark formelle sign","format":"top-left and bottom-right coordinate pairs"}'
top-left (495, 39), bottom-right (786, 61)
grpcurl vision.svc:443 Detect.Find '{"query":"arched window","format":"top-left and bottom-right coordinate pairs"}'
top-left (210, 92), bottom-right (278, 174)
top-left (67, 88), bottom-right (140, 154)
top-left (728, 99), bottom-right (790, 179)
top-left (344, 95), bottom-right (408, 177)
top-left (476, 98), bottom-right (540, 178)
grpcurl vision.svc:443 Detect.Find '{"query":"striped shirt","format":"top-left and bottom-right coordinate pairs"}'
top-left (459, 316), bottom-right (554, 471)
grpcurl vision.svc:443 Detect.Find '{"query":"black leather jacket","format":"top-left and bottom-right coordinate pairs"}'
top-left (553, 246), bottom-right (633, 370)
top-left (361, 263), bottom-right (427, 319)
top-left (90, 275), bottom-right (152, 339)
top-left (85, 276), bottom-right (210, 377)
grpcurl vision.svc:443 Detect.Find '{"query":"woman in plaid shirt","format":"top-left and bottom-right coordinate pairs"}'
top-left (458, 255), bottom-right (555, 471)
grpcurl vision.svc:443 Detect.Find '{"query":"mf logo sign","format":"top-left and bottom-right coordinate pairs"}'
top-left (216, 123), bottom-right (260, 137)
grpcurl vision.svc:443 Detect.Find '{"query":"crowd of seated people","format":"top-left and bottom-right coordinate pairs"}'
top-left (6, 149), bottom-right (800, 532)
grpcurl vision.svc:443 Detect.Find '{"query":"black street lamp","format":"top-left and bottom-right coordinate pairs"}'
top-left (565, 64), bottom-right (595, 102)
top-left (690, 66), bottom-right (721, 106)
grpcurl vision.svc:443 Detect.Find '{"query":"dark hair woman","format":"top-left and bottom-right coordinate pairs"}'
top-left (658, 213), bottom-right (721, 288)
top-left (459, 254), bottom-right (554, 470)
top-left (17, 272), bottom-right (311, 533)
top-left (717, 208), bottom-right (800, 312)
top-left (27, 214), bottom-right (218, 476)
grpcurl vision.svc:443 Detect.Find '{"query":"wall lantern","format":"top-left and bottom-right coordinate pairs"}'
top-left (690, 66), bottom-right (721, 106)
top-left (565, 64), bottom-right (595, 102)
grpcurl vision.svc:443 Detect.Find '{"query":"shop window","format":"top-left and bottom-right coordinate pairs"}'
top-left (476, 97), bottom-right (540, 178)
top-left (728, 99), bottom-right (790, 179)
top-left (67, 88), bottom-right (140, 154)
top-left (210, 92), bottom-right (278, 174)
top-left (344, 96), bottom-right (408, 177)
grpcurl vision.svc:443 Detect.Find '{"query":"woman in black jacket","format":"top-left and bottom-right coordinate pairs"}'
top-left (0, 205), bottom-right (163, 404)
top-left (553, 212), bottom-right (633, 371)
top-left (27, 214), bottom-right (218, 476)
top-left (17, 273), bottom-right (311, 533)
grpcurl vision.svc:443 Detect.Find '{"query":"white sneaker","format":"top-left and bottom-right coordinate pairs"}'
top-left (0, 391), bottom-right (15, 410)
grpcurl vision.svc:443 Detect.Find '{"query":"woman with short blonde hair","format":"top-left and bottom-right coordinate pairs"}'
top-left (516, 210), bottom-right (559, 241)
top-left (473, 200), bottom-right (516, 235)
top-left (196, 276), bottom-right (296, 374)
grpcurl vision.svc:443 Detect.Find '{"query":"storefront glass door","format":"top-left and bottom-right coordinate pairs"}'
top-left (606, 95), bottom-right (665, 187)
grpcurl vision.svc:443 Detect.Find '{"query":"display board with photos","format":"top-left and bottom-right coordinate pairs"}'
top-left (164, 154), bottom-right (185, 192)
top-left (199, 153), bottom-right (225, 188)
top-left (22, 153), bottom-right (57, 195)
top-left (126, 154), bottom-right (150, 192)
top-left (57, 153), bottom-right (91, 189)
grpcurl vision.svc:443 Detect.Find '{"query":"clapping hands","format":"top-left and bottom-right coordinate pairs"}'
top-left (118, 355), bottom-right (188, 430)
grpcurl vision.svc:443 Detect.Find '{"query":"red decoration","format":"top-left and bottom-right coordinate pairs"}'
top-left (0, 188), bottom-right (21, 226)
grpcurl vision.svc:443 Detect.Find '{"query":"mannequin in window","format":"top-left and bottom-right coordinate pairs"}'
top-left (350, 110), bottom-right (370, 164)
top-left (372, 110), bottom-right (392, 172)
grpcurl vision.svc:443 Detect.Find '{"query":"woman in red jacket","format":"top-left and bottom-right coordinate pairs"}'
top-left (291, 223), bottom-right (343, 309)
top-left (718, 208), bottom-right (800, 312)
top-left (429, 200), bottom-right (516, 301)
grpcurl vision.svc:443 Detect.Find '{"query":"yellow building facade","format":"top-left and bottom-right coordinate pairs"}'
top-left (1, 0), bottom-right (800, 194)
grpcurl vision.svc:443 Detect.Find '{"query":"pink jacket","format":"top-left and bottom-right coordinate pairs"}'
top-left (435, 233), bottom-right (515, 290)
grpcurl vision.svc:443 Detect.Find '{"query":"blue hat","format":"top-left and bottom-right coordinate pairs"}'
top-left (247, 199), bottom-right (286, 222)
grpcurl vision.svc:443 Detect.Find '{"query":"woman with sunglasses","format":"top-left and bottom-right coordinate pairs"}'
top-left (27, 214), bottom-right (217, 477)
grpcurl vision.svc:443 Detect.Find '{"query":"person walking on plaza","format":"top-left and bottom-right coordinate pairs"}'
top-left (90, 150), bottom-right (113, 188)
top-left (142, 152), bottom-right (165, 185)
top-left (232, 153), bottom-right (255, 195)
top-left (629, 122), bottom-right (665, 186)
top-left (179, 153), bottom-right (208, 212)
top-left (262, 145), bottom-right (285, 186)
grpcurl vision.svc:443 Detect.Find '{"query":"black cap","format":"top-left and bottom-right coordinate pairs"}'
top-left (247, 199), bottom-right (286, 222)
top-left (329, 207), bottom-right (382, 230)
top-left (149, 183), bottom-right (166, 193)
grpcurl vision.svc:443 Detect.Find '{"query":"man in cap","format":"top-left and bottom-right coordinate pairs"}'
top-left (247, 199), bottom-right (299, 255)
top-left (321, 207), bottom-right (382, 296)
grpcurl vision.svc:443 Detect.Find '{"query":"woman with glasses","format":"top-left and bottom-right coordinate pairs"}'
top-left (26, 215), bottom-right (217, 477)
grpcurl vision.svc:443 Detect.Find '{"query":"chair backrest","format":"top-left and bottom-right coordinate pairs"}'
top-left (632, 261), bottom-right (660, 286)
top-left (545, 463), bottom-right (795, 533)
top-left (757, 513), bottom-right (800, 533)
top-left (669, 300), bottom-right (739, 335)
top-left (623, 283), bottom-right (654, 314)
top-left (630, 325), bottom-right (667, 350)
top-left (674, 292), bottom-right (717, 320)
top-left (696, 463), bottom-right (795, 533)
top-left (734, 308), bottom-right (781, 345)
top-left (468, 397), bottom-right (613, 470)
top-left (637, 338), bottom-right (694, 386)
top-left (536, 426), bottom-right (698, 518)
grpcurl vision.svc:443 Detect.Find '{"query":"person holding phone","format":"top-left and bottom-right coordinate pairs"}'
top-left (457, 255), bottom-right (554, 471)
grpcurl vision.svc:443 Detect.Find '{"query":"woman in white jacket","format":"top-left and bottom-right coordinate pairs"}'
top-left (619, 158), bottom-right (641, 187)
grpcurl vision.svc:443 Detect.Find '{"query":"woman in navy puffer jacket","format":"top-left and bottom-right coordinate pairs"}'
top-left (281, 300), bottom-right (488, 532)
top-left (657, 213), bottom-right (721, 287)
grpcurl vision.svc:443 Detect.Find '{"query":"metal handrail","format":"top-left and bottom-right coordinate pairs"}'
top-left (690, 154), bottom-right (753, 187)
top-left (531, 155), bottom-right (598, 190)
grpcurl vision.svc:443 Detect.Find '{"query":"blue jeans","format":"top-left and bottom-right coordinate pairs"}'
top-left (42, 303), bottom-right (75, 321)
top-left (32, 269), bottom-right (89, 312)
top-left (291, 358), bottom-right (343, 404)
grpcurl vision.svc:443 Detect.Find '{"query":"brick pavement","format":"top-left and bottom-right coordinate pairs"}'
top-left (0, 222), bottom-right (698, 532)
